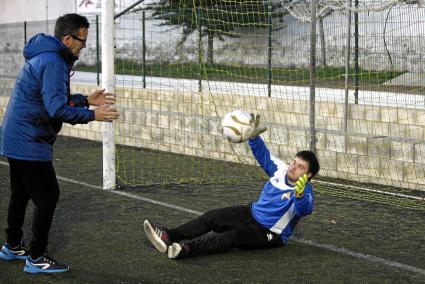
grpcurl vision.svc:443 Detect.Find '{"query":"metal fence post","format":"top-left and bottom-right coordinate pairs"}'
top-left (24, 21), bottom-right (27, 44)
top-left (267, 2), bottom-right (272, 98)
top-left (96, 15), bottom-right (100, 86)
top-left (309, 0), bottom-right (317, 152)
top-left (197, 7), bottom-right (202, 93)
top-left (354, 0), bottom-right (359, 104)
top-left (142, 10), bottom-right (146, 89)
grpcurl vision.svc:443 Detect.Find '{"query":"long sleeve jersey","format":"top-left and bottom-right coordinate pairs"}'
top-left (249, 136), bottom-right (314, 244)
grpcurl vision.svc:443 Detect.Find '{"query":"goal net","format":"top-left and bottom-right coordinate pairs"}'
top-left (107, 0), bottom-right (425, 190)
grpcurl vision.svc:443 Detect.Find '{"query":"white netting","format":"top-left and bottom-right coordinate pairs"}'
top-left (280, 0), bottom-right (422, 22)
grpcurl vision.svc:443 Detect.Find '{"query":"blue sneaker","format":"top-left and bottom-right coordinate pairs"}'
top-left (0, 241), bottom-right (29, 261)
top-left (23, 255), bottom-right (69, 274)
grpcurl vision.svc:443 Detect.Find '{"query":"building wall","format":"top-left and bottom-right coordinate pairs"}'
top-left (0, 0), bottom-right (76, 24)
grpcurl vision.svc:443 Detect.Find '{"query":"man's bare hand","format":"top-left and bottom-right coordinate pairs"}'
top-left (94, 105), bottom-right (119, 121)
top-left (88, 89), bottom-right (116, 106)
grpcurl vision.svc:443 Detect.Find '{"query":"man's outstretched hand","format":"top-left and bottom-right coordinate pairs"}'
top-left (88, 89), bottom-right (116, 106)
top-left (94, 104), bottom-right (120, 122)
top-left (250, 113), bottom-right (267, 139)
top-left (294, 174), bottom-right (308, 198)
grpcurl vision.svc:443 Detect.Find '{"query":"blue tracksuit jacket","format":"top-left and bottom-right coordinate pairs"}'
top-left (0, 33), bottom-right (94, 161)
top-left (249, 136), bottom-right (314, 244)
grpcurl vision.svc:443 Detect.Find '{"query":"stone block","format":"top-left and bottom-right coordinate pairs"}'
top-left (346, 172), bottom-right (367, 183)
top-left (277, 145), bottom-right (299, 163)
top-left (416, 110), bottom-right (425, 126)
top-left (349, 104), bottom-right (365, 120)
top-left (317, 102), bottom-right (337, 117)
top-left (123, 110), bottom-right (134, 123)
top-left (151, 101), bottom-right (161, 112)
top-left (368, 137), bottom-right (391, 157)
top-left (337, 152), bottom-right (358, 174)
top-left (388, 123), bottom-right (406, 137)
top-left (346, 135), bottom-right (368, 155)
top-left (348, 119), bottom-right (374, 135)
top-left (134, 111), bottom-right (146, 125)
top-left (145, 112), bottom-right (158, 127)
top-left (405, 125), bottom-right (424, 140)
top-left (381, 108), bottom-right (398, 123)
top-left (287, 129), bottom-right (307, 147)
top-left (357, 155), bottom-right (380, 177)
top-left (398, 108), bottom-right (416, 125)
top-left (159, 114), bottom-right (169, 128)
top-left (404, 162), bottom-right (425, 184)
top-left (326, 117), bottom-right (344, 131)
top-left (379, 158), bottom-right (404, 182)
top-left (391, 141), bottom-right (414, 162)
top-left (364, 105), bottom-right (381, 121)
top-left (326, 134), bottom-right (345, 152)
top-left (316, 150), bottom-right (337, 171)
top-left (315, 132), bottom-right (327, 150)
top-left (371, 121), bottom-right (390, 136)
top-left (414, 143), bottom-right (425, 163)
top-left (321, 169), bottom-right (347, 180)
top-left (269, 126), bottom-right (289, 145)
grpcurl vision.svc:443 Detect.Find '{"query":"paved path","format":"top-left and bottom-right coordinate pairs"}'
top-left (71, 71), bottom-right (425, 109)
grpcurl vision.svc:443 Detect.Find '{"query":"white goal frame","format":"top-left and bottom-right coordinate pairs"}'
top-left (102, 0), bottom-right (115, 190)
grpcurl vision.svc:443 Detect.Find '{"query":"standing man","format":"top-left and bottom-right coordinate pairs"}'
top-left (0, 13), bottom-right (119, 274)
top-left (143, 116), bottom-right (320, 259)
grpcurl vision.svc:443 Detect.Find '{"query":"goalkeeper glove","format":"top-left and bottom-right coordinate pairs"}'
top-left (294, 174), bottom-right (308, 198)
top-left (249, 113), bottom-right (267, 139)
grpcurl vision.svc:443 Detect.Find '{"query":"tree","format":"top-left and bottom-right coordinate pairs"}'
top-left (144, 0), bottom-right (286, 64)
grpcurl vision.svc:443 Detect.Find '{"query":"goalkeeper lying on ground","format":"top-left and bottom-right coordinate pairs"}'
top-left (143, 115), bottom-right (320, 259)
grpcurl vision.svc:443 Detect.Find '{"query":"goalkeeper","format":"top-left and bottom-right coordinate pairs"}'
top-left (143, 115), bottom-right (319, 259)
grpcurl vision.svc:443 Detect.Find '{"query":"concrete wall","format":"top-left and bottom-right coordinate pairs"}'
top-left (0, 0), bottom-right (76, 24)
top-left (1, 78), bottom-right (424, 190)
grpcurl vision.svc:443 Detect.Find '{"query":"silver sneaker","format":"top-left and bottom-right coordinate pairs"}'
top-left (143, 220), bottom-right (170, 253)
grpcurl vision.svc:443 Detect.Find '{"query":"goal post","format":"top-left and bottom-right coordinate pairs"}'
top-left (102, 0), bottom-right (115, 190)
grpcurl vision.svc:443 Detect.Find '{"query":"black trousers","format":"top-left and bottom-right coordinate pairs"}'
top-left (5, 158), bottom-right (60, 259)
top-left (167, 205), bottom-right (283, 257)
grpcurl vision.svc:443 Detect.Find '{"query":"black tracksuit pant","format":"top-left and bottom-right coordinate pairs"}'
top-left (167, 205), bottom-right (283, 257)
top-left (5, 158), bottom-right (60, 259)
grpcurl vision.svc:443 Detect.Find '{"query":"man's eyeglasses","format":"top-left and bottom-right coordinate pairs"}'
top-left (67, 34), bottom-right (87, 45)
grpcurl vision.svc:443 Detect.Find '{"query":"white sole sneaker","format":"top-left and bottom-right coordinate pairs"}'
top-left (143, 220), bottom-right (168, 253)
top-left (168, 243), bottom-right (182, 259)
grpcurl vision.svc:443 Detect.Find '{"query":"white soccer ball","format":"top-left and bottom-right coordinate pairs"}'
top-left (221, 110), bottom-right (255, 143)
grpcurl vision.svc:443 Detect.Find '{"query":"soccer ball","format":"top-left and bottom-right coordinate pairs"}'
top-left (221, 110), bottom-right (255, 143)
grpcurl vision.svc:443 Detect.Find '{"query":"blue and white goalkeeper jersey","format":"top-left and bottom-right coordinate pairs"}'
top-left (249, 136), bottom-right (314, 244)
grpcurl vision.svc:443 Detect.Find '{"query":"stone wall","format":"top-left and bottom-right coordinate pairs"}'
top-left (1, 78), bottom-right (424, 190)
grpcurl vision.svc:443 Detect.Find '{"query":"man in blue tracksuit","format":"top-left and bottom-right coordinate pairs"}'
top-left (143, 116), bottom-right (320, 259)
top-left (0, 14), bottom-right (119, 273)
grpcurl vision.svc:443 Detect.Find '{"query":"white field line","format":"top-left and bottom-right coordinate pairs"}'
top-left (314, 180), bottom-right (425, 201)
top-left (0, 160), bottom-right (424, 276)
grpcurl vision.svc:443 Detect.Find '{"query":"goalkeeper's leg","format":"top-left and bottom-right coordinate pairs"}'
top-left (167, 205), bottom-right (251, 242)
top-left (168, 218), bottom-right (283, 259)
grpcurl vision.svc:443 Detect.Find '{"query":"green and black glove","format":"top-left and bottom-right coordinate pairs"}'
top-left (294, 174), bottom-right (308, 198)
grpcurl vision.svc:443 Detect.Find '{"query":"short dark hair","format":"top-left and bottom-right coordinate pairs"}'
top-left (295, 150), bottom-right (320, 180)
top-left (54, 13), bottom-right (89, 39)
